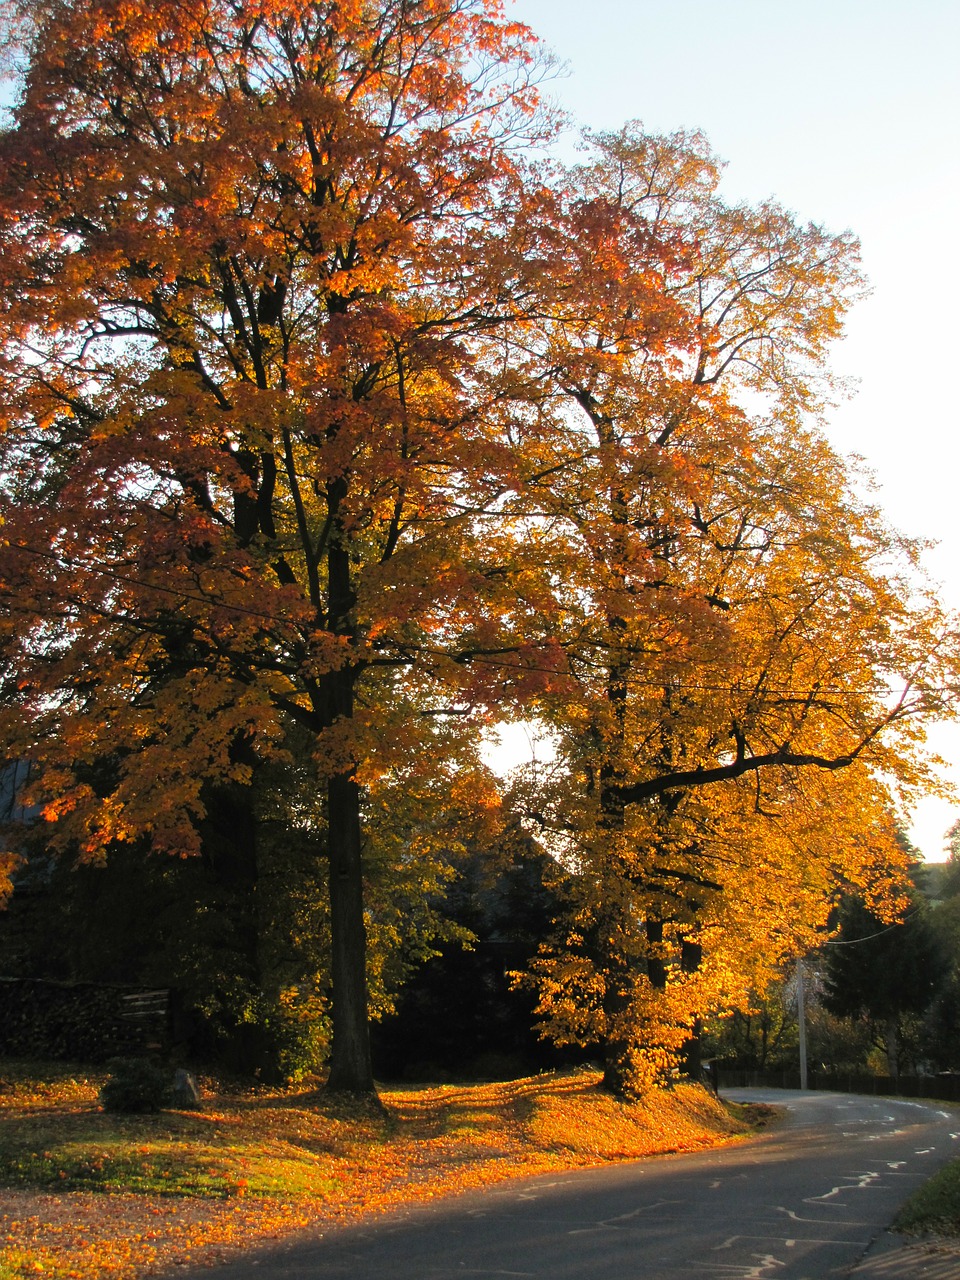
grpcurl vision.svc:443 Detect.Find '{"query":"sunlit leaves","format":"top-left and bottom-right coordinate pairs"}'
top-left (0, 0), bottom-right (957, 1097)
top-left (0, 1063), bottom-right (752, 1278)
top-left (505, 122), bottom-right (959, 1095)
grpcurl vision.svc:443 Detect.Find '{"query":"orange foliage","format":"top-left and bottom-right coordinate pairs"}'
top-left (0, 2), bottom-right (957, 1101)
top-left (0, 851), bottom-right (23, 908)
top-left (504, 126), bottom-right (959, 1095)
top-left (0, 0), bottom-right (562, 1093)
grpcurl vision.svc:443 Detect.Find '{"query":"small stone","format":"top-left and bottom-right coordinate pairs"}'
top-left (170, 1069), bottom-right (202, 1109)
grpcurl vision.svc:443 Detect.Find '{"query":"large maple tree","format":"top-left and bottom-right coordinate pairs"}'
top-left (0, 0), bottom-right (567, 1093)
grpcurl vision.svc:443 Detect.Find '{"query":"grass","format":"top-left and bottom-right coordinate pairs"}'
top-left (895, 1158), bottom-right (960, 1237)
top-left (0, 1060), bottom-right (776, 1280)
top-left (0, 1108), bottom-right (347, 1199)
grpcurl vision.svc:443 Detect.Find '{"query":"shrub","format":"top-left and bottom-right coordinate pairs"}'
top-left (99, 1057), bottom-right (172, 1113)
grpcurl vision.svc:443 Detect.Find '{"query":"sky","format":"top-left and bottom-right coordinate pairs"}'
top-left (502, 0), bottom-right (960, 861)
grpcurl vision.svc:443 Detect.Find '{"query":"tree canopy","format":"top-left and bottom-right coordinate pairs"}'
top-left (0, 0), bottom-right (957, 1095)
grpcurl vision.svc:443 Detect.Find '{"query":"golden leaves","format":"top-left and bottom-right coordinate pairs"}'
top-left (0, 0), bottom-right (955, 1099)
top-left (0, 851), bottom-right (23, 908)
top-left (0, 1066), bottom-right (750, 1279)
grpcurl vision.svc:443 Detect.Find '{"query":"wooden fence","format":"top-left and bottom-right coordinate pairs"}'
top-left (0, 977), bottom-right (170, 1061)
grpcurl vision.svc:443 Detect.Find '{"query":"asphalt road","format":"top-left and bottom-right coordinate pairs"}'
top-left (192, 1089), bottom-right (960, 1280)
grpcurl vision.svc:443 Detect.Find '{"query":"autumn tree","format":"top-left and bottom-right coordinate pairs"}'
top-left (1, 2), bottom-right (956, 1102)
top-left (506, 125), bottom-right (958, 1094)
top-left (0, 0), bottom-right (570, 1094)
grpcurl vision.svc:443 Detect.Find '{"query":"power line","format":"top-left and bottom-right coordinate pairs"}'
top-left (6, 540), bottom-right (294, 625)
top-left (3, 540), bottom-right (956, 698)
top-left (821, 905), bottom-right (925, 945)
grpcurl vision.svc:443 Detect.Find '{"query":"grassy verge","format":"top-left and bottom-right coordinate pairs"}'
top-left (0, 1061), bottom-right (776, 1279)
top-left (895, 1158), bottom-right (960, 1237)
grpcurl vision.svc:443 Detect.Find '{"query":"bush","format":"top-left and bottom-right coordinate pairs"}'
top-left (99, 1057), bottom-right (172, 1113)
top-left (895, 1156), bottom-right (960, 1235)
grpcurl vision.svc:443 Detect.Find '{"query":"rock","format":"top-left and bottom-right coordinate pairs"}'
top-left (170, 1068), bottom-right (202, 1109)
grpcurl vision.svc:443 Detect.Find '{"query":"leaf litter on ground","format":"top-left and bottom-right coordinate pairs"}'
top-left (0, 1061), bottom-right (777, 1279)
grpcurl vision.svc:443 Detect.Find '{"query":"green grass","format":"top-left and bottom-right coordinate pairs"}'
top-left (0, 1117), bottom-right (344, 1200)
top-left (0, 1252), bottom-right (75, 1280)
top-left (0, 1063), bottom-right (348, 1201)
top-left (0, 1136), bottom-right (339, 1198)
top-left (895, 1158), bottom-right (960, 1236)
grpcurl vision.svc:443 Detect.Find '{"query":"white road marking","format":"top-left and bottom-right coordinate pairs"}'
top-left (702, 1258), bottom-right (788, 1278)
top-left (776, 1207), bottom-right (871, 1228)
top-left (806, 1171), bottom-right (880, 1203)
top-left (567, 1198), bottom-right (682, 1234)
top-left (746, 1258), bottom-right (788, 1277)
top-left (603, 1203), bottom-right (666, 1224)
top-left (717, 1233), bottom-right (863, 1248)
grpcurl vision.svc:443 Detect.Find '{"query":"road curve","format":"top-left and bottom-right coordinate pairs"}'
top-left (190, 1089), bottom-right (960, 1280)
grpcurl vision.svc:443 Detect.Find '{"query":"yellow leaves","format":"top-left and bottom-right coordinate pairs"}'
top-left (312, 717), bottom-right (360, 780)
top-left (302, 629), bottom-right (354, 678)
top-left (0, 0), bottom-right (953, 1109)
top-left (0, 851), bottom-right (23, 908)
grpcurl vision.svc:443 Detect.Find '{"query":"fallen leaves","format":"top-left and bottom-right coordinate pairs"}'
top-left (0, 1064), bottom-right (766, 1279)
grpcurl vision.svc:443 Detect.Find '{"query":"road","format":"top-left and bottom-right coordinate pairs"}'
top-left (193, 1089), bottom-right (960, 1280)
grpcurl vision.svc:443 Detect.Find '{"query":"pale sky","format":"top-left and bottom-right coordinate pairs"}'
top-left (507, 0), bottom-right (960, 860)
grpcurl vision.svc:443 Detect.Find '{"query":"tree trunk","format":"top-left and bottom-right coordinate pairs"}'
top-left (646, 919), bottom-right (667, 989)
top-left (600, 931), bottom-right (634, 1097)
top-left (683, 1016), bottom-right (704, 1084)
top-left (884, 1017), bottom-right (899, 1079)
top-left (319, 506), bottom-right (376, 1094)
top-left (597, 782), bottom-right (637, 1098)
top-left (324, 765), bottom-right (375, 1094)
